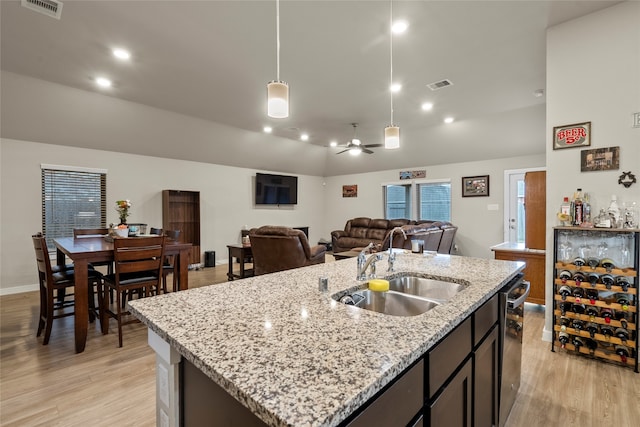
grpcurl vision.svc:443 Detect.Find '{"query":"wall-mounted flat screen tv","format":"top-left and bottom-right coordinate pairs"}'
top-left (255, 173), bottom-right (298, 205)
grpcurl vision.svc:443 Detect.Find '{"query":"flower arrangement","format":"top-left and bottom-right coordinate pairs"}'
top-left (115, 199), bottom-right (131, 225)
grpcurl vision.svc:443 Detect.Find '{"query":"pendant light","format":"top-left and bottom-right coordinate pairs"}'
top-left (384, 0), bottom-right (400, 149)
top-left (267, 0), bottom-right (289, 118)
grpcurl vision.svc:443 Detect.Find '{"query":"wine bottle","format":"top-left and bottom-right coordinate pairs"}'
top-left (572, 287), bottom-right (585, 299)
top-left (572, 272), bottom-right (586, 286)
top-left (560, 302), bottom-right (572, 316)
top-left (573, 257), bottom-right (586, 268)
top-left (585, 289), bottom-right (599, 305)
top-left (600, 258), bottom-right (615, 272)
top-left (559, 331), bottom-right (570, 349)
top-left (615, 293), bottom-right (630, 311)
top-left (586, 322), bottom-right (598, 338)
top-left (559, 270), bottom-right (572, 283)
top-left (587, 272), bottom-right (599, 287)
top-left (572, 319), bottom-right (585, 331)
top-left (615, 276), bottom-right (630, 292)
top-left (572, 336), bottom-right (585, 351)
top-left (615, 344), bottom-right (630, 364)
top-left (587, 257), bottom-right (600, 269)
top-left (559, 285), bottom-right (572, 301)
top-left (600, 325), bottom-right (615, 338)
top-left (585, 305), bottom-right (599, 321)
top-left (586, 338), bottom-right (598, 356)
top-left (615, 311), bottom-right (629, 329)
top-left (572, 303), bottom-right (586, 315)
top-left (615, 327), bottom-right (629, 343)
top-left (601, 274), bottom-right (615, 289)
top-left (600, 307), bottom-right (614, 324)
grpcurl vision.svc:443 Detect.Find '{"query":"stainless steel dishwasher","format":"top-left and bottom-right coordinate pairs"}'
top-left (498, 275), bottom-right (530, 427)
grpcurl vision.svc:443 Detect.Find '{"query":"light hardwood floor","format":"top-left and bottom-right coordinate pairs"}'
top-left (1, 264), bottom-right (639, 426)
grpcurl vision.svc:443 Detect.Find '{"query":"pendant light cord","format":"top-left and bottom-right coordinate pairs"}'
top-left (276, 0), bottom-right (281, 81)
top-left (389, 0), bottom-right (394, 126)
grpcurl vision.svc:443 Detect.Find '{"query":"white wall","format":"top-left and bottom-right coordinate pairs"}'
top-left (1, 135), bottom-right (545, 294)
top-left (544, 1), bottom-right (640, 340)
top-left (0, 138), bottom-right (326, 294)
top-left (321, 154), bottom-right (545, 259)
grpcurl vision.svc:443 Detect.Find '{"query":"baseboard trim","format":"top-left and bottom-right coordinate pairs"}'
top-left (0, 283), bottom-right (38, 296)
top-left (541, 326), bottom-right (553, 343)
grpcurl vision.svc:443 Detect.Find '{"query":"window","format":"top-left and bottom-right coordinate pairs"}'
top-left (41, 165), bottom-right (107, 250)
top-left (417, 181), bottom-right (451, 221)
top-left (384, 184), bottom-right (411, 219)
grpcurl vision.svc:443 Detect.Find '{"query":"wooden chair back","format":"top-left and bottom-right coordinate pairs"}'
top-left (74, 228), bottom-right (109, 238)
top-left (32, 234), bottom-right (54, 281)
top-left (113, 236), bottom-right (165, 282)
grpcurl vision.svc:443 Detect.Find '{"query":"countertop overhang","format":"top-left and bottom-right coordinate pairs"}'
top-left (130, 253), bottom-right (524, 427)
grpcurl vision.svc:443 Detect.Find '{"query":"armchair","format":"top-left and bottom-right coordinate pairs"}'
top-left (249, 226), bottom-right (326, 276)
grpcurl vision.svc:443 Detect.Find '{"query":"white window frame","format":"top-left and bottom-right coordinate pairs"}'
top-left (382, 178), bottom-right (451, 221)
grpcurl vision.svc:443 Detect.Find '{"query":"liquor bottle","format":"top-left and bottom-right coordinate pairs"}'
top-left (573, 189), bottom-right (584, 226)
top-left (561, 197), bottom-right (571, 216)
top-left (584, 192), bottom-right (591, 223)
top-left (608, 195), bottom-right (621, 228)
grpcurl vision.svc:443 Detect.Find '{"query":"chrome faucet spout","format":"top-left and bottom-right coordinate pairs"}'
top-left (388, 227), bottom-right (407, 256)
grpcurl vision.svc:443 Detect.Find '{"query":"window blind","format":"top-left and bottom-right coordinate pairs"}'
top-left (417, 182), bottom-right (451, 221)
top-left (41, 167), bottom-right (106, 250)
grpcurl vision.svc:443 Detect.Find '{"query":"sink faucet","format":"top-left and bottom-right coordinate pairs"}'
top-left (357, 243), bottom-right (383, 280)
top-left (387, 227), bottom-right (407, 272)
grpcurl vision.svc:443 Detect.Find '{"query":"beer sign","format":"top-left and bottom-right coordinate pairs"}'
top-left (553, 121), bottom-right (591, 150)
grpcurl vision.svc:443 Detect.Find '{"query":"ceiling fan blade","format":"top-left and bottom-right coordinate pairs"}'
top-left (336, 149), bottom-right (350, 154)
top-left (363, 144), bottom-right (383, 148)
top-left (362, 148), bottom-right (374, 154)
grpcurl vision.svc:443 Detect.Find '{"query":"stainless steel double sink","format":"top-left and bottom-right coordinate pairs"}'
top-left (333, 275), bottom-right (467, 317)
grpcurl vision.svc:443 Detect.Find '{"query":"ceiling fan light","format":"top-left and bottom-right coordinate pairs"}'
top-left (384, 126), bottom-right (400, 149)
top-left (349, 147), bottom-right (362, 156)
top-left (352, 138), bottom-right (362, 146)
top-left (267, 80), bottom-right (289, 118)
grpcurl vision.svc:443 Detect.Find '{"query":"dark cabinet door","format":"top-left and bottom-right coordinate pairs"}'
top-left (427, 358), bottom-right (472, 427)
top-left (474, 326), bottom-right (499, 427)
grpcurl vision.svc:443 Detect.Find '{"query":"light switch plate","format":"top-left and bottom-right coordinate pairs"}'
top-left (633, 112), bottom-right (640, 128)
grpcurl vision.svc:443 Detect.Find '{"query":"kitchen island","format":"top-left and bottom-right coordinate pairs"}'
top-left (129, 252), bottom-right (524, 427)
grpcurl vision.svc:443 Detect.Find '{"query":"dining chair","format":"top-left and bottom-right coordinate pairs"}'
top-left (150, 228), bottom-right (179, 293)
top-left (32, 234), bottom-right (103, 345)
top-left (100, 235), bottom-right (165, 347)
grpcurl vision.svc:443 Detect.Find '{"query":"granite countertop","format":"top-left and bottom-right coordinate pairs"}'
top-left (130, 252), bottom-right (524, 427)
top-left (490, 241), bottom-right (546, 254)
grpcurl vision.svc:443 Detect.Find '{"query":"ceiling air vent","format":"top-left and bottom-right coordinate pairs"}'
top-left (427, 79), bottom-right (453, 91)
top-left (21, 0), bottom-right (63, 20)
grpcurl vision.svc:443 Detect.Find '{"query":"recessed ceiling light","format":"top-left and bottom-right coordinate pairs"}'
top-left (421, 102), bottom-right (434, 111)
top-left (263, 126), bottom-right (272, 133)
top-left (95, 77), bottom-right (112, 88)
top-left (390, 83), bottom-right (402, 93)
top-left (300, 133), bottom-right (309, 141)
top-left (329, 141), bottom-right (338, 147)
top-left (391, 20), bottom-right (408, 34)
top-left (112, 48), bottom-right (131, 60)
top-left (444, 117), bottom-right (454, 124)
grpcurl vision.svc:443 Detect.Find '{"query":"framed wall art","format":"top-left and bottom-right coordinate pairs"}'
top-left (462, 175), bottom-right (490, 197)
top-left (342, 185), bottom-right (357, 197)
top-left (553, 121), bottom-right (591, 149)
top-left (580, 146), bottom-right (620, 172)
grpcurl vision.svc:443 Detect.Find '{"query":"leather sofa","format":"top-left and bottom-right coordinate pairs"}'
top-left (332, 218), bottom-right (457, 254)
top-left (249, 226), bottom-right (326, 275)
top-left (330, 217), bottom-right (412, 253)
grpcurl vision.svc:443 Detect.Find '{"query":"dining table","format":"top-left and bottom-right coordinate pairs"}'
top-left (54, 236), bottom-right (193, 353)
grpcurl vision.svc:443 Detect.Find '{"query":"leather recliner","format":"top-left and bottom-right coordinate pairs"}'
top-left (249, 226), bottom-right (326, 276)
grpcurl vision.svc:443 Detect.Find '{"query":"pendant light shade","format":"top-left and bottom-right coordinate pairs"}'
top-left (384, 125), bottom-right (400, 149)
top-left (384, 1), bottom-right (400, 149)
top-left (267, 0), bottom-right (289, 118)
top-left (267, 80), bottom-right (289, 118)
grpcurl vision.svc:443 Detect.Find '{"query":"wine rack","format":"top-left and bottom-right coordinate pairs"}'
top-left (552, 227), bottom-right (639, 372)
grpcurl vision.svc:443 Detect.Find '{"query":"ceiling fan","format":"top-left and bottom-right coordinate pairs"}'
top-left (336, 123), bottom-right (383, 155)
